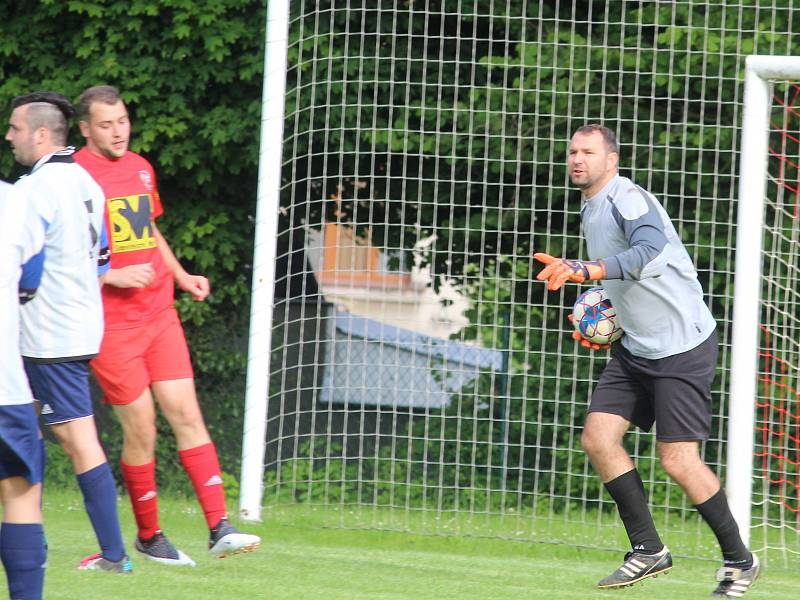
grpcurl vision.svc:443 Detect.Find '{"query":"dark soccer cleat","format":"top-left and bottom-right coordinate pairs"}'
top-left (208, 517), bottom-right (261, 558)
top-left (597, 546), bottom-right (672, 588)
top-left (712, 553), bottom-right (760, 598)
top-left (78, 552), bottom-right (133, 574)
top-left (134, 531), bottom-right (196, 567)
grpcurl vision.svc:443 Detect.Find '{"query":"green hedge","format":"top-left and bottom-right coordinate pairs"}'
top-left (1, 0), bottom-right (266, 491)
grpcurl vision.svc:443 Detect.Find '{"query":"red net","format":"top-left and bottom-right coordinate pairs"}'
top-left (757, 82), bottom-right (800, 526)
top-left (758, 327), bottom-right (800, 520)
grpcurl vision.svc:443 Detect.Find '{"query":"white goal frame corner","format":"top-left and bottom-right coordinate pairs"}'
top-left (727, 54), bottom-right (800, 546)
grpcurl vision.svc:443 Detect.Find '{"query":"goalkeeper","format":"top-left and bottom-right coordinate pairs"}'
top-left (535, 124), bottom-right (759, 598)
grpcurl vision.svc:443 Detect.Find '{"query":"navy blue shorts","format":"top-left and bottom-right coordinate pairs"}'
top-left (0, 403), bottom-right (43, 483)
top-left (24, 360), bottom-right (94, 426)
top-left (588, 331), bottom-right (718, 441)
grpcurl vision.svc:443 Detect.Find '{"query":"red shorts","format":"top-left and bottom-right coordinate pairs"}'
top-left (92, 307), bottom-right (194, 405)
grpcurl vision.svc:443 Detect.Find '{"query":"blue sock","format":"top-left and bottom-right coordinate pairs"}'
top-left (77, 463), bottom-right (126, 562)
top-left (0, 522), bottom-right (46, 600)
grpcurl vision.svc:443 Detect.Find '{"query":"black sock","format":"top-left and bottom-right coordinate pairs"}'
top-left (605, 469), bottom-right (664, 554)
top-left (695, 488), bottom-right (752, 567)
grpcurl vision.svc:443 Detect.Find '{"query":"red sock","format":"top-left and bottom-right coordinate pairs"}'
top-left (179, 442), bottom-right (227, 529)
top-left (120, 459), bottom-right (160, 540)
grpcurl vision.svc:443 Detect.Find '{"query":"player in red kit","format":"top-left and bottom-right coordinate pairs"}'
top-left (74, 85), bottom-right (260, 566)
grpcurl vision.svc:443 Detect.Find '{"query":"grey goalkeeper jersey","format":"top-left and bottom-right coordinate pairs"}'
top-left (580, 175), bottom-right (716, 359)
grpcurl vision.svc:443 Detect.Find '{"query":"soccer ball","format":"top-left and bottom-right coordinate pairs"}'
top-left (572, 287), bottom-right (624, 345)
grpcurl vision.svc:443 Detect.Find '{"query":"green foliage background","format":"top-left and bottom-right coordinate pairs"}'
top-left (0, 0), bottom-right (266, 492)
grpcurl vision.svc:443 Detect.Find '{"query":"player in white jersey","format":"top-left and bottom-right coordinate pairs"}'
top-left (6, 92), bottom-right (131, 574)
top-left (0, 179), bottom-right (47, 600)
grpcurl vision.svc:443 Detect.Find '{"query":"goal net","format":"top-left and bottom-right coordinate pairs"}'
top-left (242, 1), bottom-right (800, 565)
top-left (746, 76), bottom-right (800, 565)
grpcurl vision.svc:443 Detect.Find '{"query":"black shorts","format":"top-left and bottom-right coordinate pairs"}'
top-left (588, 330), bottom-right (718, 441)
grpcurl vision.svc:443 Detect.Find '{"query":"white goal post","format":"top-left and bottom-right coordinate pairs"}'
top-left (728, 55), bottom-right (800, 548)
top-left (239, 0), bottom-right (290, 522)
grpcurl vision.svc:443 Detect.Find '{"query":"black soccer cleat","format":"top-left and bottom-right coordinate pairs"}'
top-left (134, 531), bottom-right (196, 567)
top-left (597, 545), bottom-right (672, 588)
top-left (711, 553), bottom-right (760, 598)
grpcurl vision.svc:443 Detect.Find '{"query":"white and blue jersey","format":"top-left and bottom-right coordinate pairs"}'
top-left (581, 175), bottom-right (716, 359)
top-left (0, 180), bottom-right (45, 483)
top-left (15, 147), bottom-right (110, 362)
top-left (0, 181), bottom-right (44, 404)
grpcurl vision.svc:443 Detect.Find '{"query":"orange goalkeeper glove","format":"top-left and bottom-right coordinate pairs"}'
top-left (567, 313), bottom-right (611, 351)
top-left (533, 252), bottom-right (607, 291)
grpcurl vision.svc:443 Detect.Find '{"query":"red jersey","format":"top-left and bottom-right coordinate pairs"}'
top-left (75, 148), bottom-right (174, 330)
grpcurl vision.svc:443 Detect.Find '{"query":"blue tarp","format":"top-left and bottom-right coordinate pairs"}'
top-left (320, 311), bottom-right (504, 409)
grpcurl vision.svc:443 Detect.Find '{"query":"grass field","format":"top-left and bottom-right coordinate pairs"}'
top-left (41, 489), bottom-right (796, 599)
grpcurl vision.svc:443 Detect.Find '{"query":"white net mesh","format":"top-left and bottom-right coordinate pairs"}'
top-left (255, 1), bottom-right (800, 564)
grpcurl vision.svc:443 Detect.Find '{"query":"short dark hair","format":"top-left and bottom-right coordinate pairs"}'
top-left (77, 85), bottom-right (124, 121)
top-left (11, 91), bottom-right (75, 120)
top-left (11, 91), bottom-right (74, 145)
top-left (573, 124), bottom-right (619, 154)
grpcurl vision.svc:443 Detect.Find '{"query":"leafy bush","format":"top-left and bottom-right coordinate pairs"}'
top-left (0, 0), bottom-right (265, 491)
